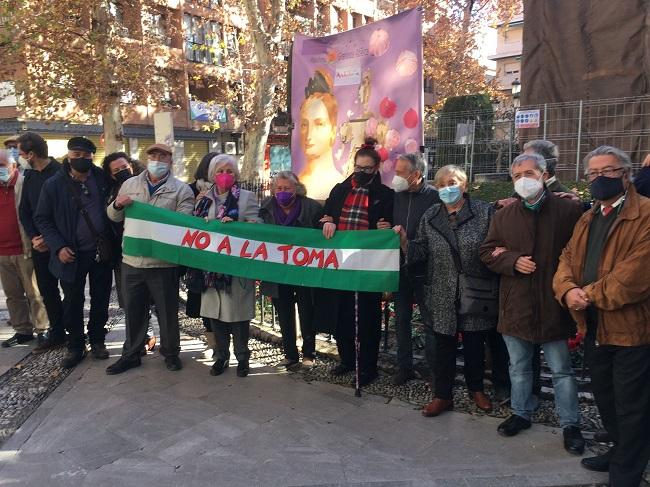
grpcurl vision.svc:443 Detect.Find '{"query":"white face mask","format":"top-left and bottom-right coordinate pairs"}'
top-left (391, 175), bottom-right (409, 193)
top-left (514, 176), bottom-right (544, 200)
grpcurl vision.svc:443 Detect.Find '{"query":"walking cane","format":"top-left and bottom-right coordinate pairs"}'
top-left (354, 291), bottom-right (361, 397)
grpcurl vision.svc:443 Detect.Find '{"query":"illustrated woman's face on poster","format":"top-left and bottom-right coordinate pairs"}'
top-left (300, 96), bottom-right (336, 161)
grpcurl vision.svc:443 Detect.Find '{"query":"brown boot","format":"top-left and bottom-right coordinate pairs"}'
top-left (421, 398), bottom-right (453, 417)
top-left (471, 391), bottom-right (493, 412)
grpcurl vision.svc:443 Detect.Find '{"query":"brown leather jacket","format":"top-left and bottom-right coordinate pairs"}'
top-left (553, 185), bottom-right (650, 346)
top-left (480, 192), bottom-right (583, 344)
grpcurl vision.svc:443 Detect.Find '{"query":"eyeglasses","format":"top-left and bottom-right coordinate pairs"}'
top-left (585, 167), bottom-right (625, 181)
top-left (353, 164), bottom-right (375, 174)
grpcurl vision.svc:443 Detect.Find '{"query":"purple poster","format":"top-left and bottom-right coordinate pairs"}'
top-left (291, 8), bottom-right (423, 200)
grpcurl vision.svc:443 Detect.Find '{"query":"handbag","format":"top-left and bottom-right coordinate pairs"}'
top-left (448, 242), bottom-right (499, 319)
top-left (68, 177), bottom-right (113, 264)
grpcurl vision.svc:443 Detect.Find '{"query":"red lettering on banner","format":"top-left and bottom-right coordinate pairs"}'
top-left (195, 232), bottom-right (211, 250)
top-left (240, 240), bottom-right (252, 258)
top-left (278, 245), bottom-right (293, 264)
top-left (252, 243), bottom-right (268, 261)
top-left (323, 250), bottom-right (339, 269)
top-left (293, 247), bottom-right (309, 266)
top-left (308, 249), bottom-right (325, 268)
top-left (216, 236), bottom-right (231, 255)
top-left (181, 229), bottom-right (199, 247)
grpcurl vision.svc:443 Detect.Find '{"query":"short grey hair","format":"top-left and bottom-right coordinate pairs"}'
top-left (208, 154), bottom-right (239, 181)
top-left (523, 139), bottom-right (559, 175)
top-left (0, 149), bottom-right (16, 164)
top-left (583, 145), bottom-right (632, 173)
top-left (272, 171), bottom-right (306, 197)
top-left (511, 153), bottom-right (547, 174)
top-left (397, 152), bottom-right (426, 175)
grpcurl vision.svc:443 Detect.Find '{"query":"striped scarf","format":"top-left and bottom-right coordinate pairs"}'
top-left (338, 181), bottom-right (370, 231)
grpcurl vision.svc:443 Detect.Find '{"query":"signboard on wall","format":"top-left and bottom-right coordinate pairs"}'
top-left (190, 101), bottom-right (228, 123)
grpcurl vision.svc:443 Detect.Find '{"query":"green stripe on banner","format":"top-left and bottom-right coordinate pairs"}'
top-left (126, 201), bottom-right (397, 250)
top-left (123, 202), bottom-right (400, 292)
top-left (123, 237), bottom-right (397, 292)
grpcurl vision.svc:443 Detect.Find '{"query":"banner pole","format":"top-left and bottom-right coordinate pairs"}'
top-left (354, 291), bottom-right (361, 397)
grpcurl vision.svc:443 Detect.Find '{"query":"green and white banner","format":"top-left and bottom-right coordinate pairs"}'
top-left (123, 202), bottom-right (400, 292)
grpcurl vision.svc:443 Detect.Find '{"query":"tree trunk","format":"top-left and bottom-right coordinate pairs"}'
top-left (102, 97), bottom-right (125, 154)
top-left (240, 117), bottom-right (273, 181)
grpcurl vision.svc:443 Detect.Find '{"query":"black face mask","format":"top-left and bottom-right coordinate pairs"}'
top-left (590, 175), bottom-right (625, 201)
top-left (115, 169), bottom-right (133, 185)
top-left (353, 171), bottom-right (375, 186)
top-left (69, 157), bottom-right (94, 173)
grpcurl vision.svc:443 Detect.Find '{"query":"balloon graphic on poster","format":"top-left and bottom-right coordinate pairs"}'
top-left (291, 9), bottom-right (423, 200)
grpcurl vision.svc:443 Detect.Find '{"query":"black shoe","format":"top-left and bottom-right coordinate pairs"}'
top-left (331, 363), bottom-right (354, 376)
top-left (90, 342), bottom-right (109, 360)
top-left (493, 387), bottom-right (511, 403)
top-left (236, 361), bottom-right (249, 377)
top-left (2, 333), bottom-right (34, 348)
top-left (359, 371), bottom-right (378, 387)
top-left (210, 359), bottom-right (229, 376)
top-left (32, 333), bottom-right (65, 354)
top-left (580, 450), bottom-right (613, 472)
top-left (165, 356), bottom-right (182, 371)
top-left (563, 426), bottom-right (585, 455)
top-left (61, 349), bottom-right (87, 369)
top-left (497, 414), bottom-right (532, 437)
top-left (106, 356), bottom-right (141, 375)
top-left (391, 368), bottom-right (414, 385)
top-left (593, 430), bottom-right (613, 444)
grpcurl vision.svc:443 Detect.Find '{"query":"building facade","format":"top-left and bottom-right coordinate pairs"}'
top-left (488, 13), bottom-right (523, 106)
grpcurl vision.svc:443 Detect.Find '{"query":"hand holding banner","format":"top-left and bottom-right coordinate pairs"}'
top-left (122, 201), bottom-right (400, 292)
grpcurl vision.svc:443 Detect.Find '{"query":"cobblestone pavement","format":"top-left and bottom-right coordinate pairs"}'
top-left (0, 288), bottom-right (647, 486)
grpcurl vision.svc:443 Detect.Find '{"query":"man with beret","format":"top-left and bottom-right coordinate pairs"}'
top-left (34, 136), bottom-right (116, 368)
top-left (106, 143), bottom-right (194, 375)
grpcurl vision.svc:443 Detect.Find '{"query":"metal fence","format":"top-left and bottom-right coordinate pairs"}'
top-left (428, 95), bottom-right (650, 182)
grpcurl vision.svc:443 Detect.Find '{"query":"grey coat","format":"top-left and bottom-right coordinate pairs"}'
top-left (200, 188), bottom-right (261, 323)
top-left (408, 196), bottom-right (497, 336)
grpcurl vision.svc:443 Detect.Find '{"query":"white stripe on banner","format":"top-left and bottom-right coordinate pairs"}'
top-left (124, 219), bottom-right (399, 273)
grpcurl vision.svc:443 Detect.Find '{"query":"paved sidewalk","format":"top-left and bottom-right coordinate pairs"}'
top-left (0, 315), bottom-right (608, 487)
top-left (0, 287), bottom-right (40, 376)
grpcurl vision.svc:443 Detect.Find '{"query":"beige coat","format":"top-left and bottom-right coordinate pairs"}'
top-left (200, 189), bottom-right (261, 323)
top-left (107, 170), bottom-right (195, 268)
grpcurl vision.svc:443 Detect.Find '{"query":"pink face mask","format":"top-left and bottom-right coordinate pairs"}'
top-left (214, 172), bottom-right (235, 191)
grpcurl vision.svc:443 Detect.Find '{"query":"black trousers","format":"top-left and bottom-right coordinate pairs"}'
top-left (334, 291), bottom-right (382, 375)
top-left (272, 284), bottom-right (316, 361)
top-left (121, 264), bottom-right (180, 359)
top-left (487, 328), bottom-right (511, 393)
top-left (211, 319), bottom-right (250, 363)
top-left (31, 250), bottom-right (65, 340)
top-left (60, 251), bottom-right (112, 352)
top-left (585, 337), bottom-right (650, 487)
top-left (434, 331), bottom-right (487, 400)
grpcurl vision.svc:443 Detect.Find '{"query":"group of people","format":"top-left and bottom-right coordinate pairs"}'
top-left (1, 132), bottom-right (649, 486)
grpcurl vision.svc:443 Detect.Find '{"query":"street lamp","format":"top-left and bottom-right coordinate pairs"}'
top-left (511, 78), bottom-right (521, 97)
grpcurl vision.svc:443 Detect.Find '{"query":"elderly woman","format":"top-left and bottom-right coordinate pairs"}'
top-left (196, 154), bottom-right (260, 378)
top-left (259, 171), bottom-right (324, 369)
top-left (398, 165), bottom-right (496, 417)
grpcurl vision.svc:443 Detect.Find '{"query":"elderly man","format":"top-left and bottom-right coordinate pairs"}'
top-left (554, 146), bottom-right (650, 486)
top-left (105, 144), bottom-right (194, 375)
top-left (0, 150), bottom-right (48, 346)
top-left (480, 153), bottom-right (585, 455)
top-left (523, 140), bottom-right (569, 193)
top-left (377, 153), bottom-right (440, 384)
top-left (17, 132), bottom-right (65, 352)
top-left (34, 137), bottom-right (115, 368)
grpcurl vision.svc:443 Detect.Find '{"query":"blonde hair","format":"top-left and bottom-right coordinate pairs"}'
top-left (208, 154), bottom-right (239, 181)
top-left (434, 165), bottom-right (468, 188)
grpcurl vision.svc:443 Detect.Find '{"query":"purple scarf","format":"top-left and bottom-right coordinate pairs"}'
top-left (274, 197), bottom-right (302, 226)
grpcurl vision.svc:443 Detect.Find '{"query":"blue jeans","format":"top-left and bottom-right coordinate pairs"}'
top-left (503, 335), bottom-right (580, 428)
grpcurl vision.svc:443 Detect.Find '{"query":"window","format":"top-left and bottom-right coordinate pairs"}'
top-left (504, 62), bottom-right (520, 75)
top-left (108, 1), bottom-right (129, 37)
top-left (352, 12), bottom-right (363, 28)
top-left (142, 10), bottom-right (170, 46)
top-left (184, 14), bottom-right (225, 65)
top-left (225, 28), bottom-right (238, 58)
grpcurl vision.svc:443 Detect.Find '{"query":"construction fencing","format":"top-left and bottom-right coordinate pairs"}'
top-left (427, 95), bottom-right (650, 182)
